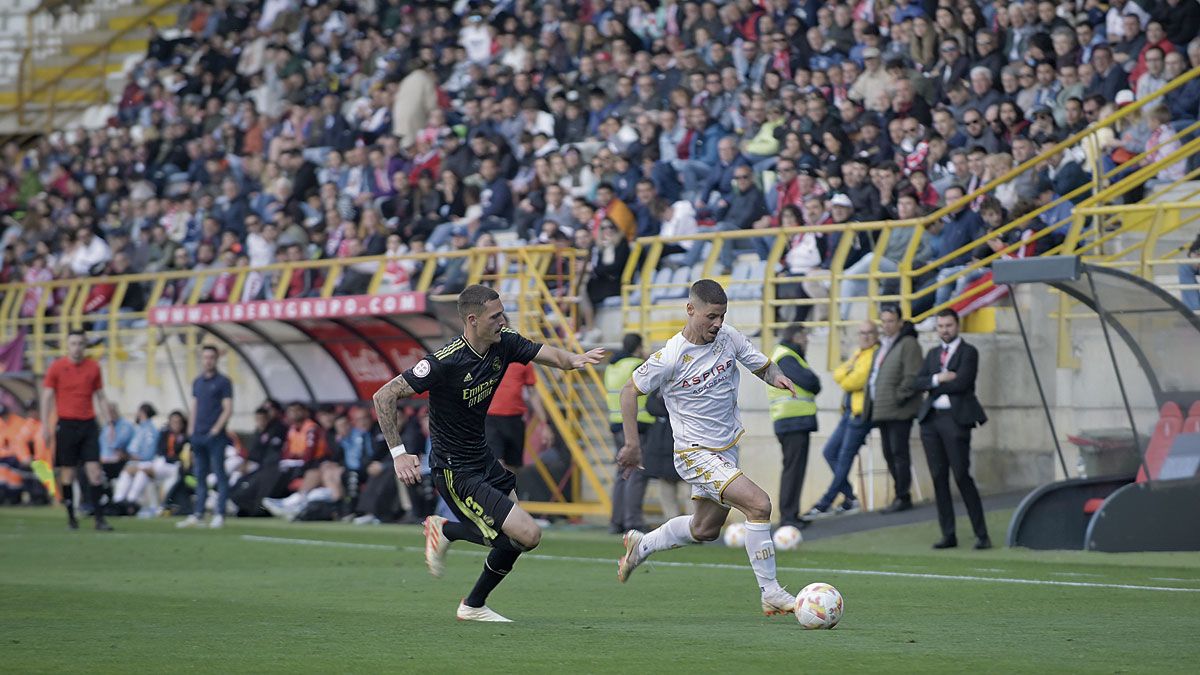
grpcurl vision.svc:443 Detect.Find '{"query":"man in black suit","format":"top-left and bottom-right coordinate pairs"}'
top-left (913, 309), bottom-right (992, 550)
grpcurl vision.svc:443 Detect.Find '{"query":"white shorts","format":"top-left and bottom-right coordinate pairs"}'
top-left (673, 444), bottom-right (743, 507)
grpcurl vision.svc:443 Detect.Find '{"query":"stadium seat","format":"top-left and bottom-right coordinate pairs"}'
top-left (1185, 402), bottom-right (1200, 434)
top-left (1083, 402), bottom-right (1184, 514)
top-left (726, 261), bottom-right (752, 300)
top-left (648, 268), bottom-right (674, 303)
top-left (499, 278), bottom-right (520, 312)
top-left (666, 266), bottom-right (693, 298)
top-left (1137, 402), bottom-right (1184, 483)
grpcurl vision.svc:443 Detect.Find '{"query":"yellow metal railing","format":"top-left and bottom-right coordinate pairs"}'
top-left (619, 69), bottom-right (1200, 364)
top-left (0, 246), bottom-right (614, 517)
top-left (12, 0), bottom-right (181, 129)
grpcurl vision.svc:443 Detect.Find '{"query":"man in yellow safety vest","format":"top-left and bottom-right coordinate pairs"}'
top-left (767, 325), bottom-right (822, 528)
top-left (605, 333), bottom-right (654, 534)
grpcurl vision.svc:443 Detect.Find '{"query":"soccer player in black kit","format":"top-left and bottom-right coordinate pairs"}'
top-left (373, 284), bottom-right (604, 622)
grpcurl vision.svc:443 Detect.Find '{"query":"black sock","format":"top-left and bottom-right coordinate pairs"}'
top-left (62, 485), bottom-right (75, 520)
top-left (89, 482), bottom-right (107, 521)
top-left (464, 548), bottom-right (521, 608)
top-left (443, 520), bottom-right (486, 546)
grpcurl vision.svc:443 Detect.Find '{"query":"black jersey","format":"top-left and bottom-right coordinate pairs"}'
top-left (402, 328), bottom-right (542, 470)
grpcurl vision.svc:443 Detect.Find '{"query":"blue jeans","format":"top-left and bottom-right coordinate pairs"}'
top-left (1181, 263), bottom-right (1200, 311)
top-left (191, 434), bottom-right (229, 517)
top-left (815, 412), bottom-right (870, 509)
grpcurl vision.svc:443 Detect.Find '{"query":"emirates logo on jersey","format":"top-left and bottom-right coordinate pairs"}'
top-left (676, 358), bottom-right (735, 388)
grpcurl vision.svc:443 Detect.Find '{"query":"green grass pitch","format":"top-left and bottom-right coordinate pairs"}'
top-left (3, 507), bottom-right (1199, 673)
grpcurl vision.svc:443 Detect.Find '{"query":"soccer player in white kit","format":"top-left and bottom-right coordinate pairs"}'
top-left (615, 279), bottom-right (799, 615)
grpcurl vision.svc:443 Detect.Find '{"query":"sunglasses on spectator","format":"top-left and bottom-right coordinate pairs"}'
top-left (734, 173), bottom-right (752, 179)
top-left (965, 118), bottom-right (982, 125)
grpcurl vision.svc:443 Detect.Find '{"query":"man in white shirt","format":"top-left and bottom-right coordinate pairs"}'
top-left (68, 226), bottom-right (112, 277)
top-left (614, 280), bottom-right (801, 616)
top-left (913, 309), bottom-right (991, 550)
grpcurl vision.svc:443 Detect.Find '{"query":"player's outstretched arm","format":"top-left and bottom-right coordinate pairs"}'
top-left (532, 344), bottom-right (606, 371)
top-left (756, 362), bottom-right (796, 395)
top-left (372, 374), bottom-right (421, 484)
top-left (615, 380), bottom-right (644, 479)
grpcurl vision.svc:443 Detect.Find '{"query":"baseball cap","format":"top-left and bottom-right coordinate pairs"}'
top-left (1115, 90), bottom-right (1135, 107)
top-left (830, 193), bottom-right (854, 208)
top-left (862, 47), bottom-right (881, 59)
top-left (451, 225), bottom-right (469, 237)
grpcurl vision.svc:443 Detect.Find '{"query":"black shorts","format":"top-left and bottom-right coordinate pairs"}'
top-left (433, 459), bottom-right (516, 543)
top-left (485, 415), bottom-right (526, 468)
top-left (55, 419), bottom-right (100, 468)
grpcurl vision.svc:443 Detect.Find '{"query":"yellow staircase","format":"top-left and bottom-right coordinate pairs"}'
top-left (0, 0), bottom-right (180, 134)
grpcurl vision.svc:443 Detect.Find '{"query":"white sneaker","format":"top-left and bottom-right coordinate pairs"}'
top-left (209, 515), bottom-right (225, 529)
top-left (424, 515), bottom-right (451, 578)
top-left (176, 515), bottom-right (202, 529)
top-left (616, 529), bottom-right (645, 583)
top-left (456, 600), bottom-right (513, 623)
top-left (262, 498), bottom-right (288, 519)
top-left (353, 514), bottom-right (381, 525)
top-left (761, 586), bottom-right (797, 616)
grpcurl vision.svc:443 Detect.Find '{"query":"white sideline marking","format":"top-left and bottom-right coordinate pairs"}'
top-left (241, 534), bottom-right (393, 550)
top-left (240, 534), bottom-right (1200, 594)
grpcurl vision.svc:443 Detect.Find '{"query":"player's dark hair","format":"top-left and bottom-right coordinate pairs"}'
top-left (690, 279), bottom-right (728, 306)
top-left (201, 344), bottom-right (219, 355)
top-left (880, 304), bottom-right (902, 319)
top-left (139, 403), bottom-right (158, 419)
top-left (67, 328), bottom-right (86, 339)
top-left (621, 333), bottom-right (643, 354)
top-left (458, 284), bottom-right (501, 321)
top-left (936, 308), bottom-right (960, 324)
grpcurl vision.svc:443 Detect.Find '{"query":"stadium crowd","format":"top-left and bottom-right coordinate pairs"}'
top-left (0, 392), bottom-right (442, 523)
top-left (1, 0), bottom-right (1199, 330)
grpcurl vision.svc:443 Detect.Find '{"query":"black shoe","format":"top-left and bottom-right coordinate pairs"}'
top-left (881, 498), bottom-right (912, 514)
top-left (974, 536), bottom-right (993, 550)
top-left (95, 519), bottom-right (113, 532)
top-left (932, 536), bottom-right (958, 549)
top-left (67, 517), bottom-right (79, 530)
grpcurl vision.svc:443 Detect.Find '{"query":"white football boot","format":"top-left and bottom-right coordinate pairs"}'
top-left (616, 530), bottom-right (645, 583)
top-left (423, 515), bottom-right (451, 578)
top-left (456, 600), bottom-right (513, 623)
top-left (761, 586), bottom-right (797, 616)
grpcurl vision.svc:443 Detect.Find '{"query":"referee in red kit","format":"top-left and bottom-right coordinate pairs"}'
top-left (40, 329), bottom-right (114, 531)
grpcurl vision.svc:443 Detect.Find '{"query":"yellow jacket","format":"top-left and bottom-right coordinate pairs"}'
top-left (833, 345), bottom-right (878, 417)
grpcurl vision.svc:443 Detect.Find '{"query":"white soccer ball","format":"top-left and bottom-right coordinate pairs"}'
top-left (795, 582), bottom-right (844, 629)
top-left (772, 525), bottom-right (803, 551)
top-left (722, 522), bottom-right (746, 547)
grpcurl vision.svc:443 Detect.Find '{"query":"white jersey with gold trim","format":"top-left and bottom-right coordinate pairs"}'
top-left (631, 323), bottom-right (769, 451)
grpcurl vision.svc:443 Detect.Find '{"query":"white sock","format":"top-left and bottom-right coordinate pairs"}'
top-left (128, 471), bottom-right (150, 504)
top-left (112, 472), bottom-right (133, 503)
top-left (743, 520), bottom-right (781, 593)
top-left (638, 515), bottom-right (698, 559)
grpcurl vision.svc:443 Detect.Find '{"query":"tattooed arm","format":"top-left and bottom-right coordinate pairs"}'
top-left (754, 361), bottom-right (796, 394)
top-left (372, 373), bottom-right (421, 484)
